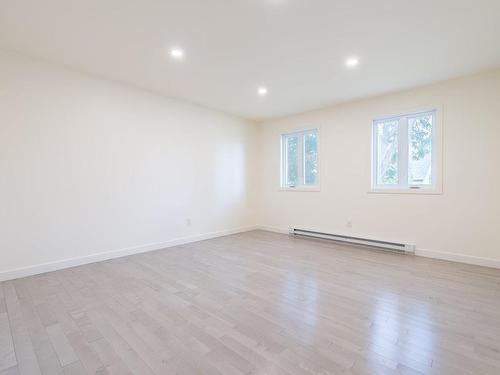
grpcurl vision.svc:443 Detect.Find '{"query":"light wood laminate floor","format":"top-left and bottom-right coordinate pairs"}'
top-left (1, 230), bottom-right (500, 375)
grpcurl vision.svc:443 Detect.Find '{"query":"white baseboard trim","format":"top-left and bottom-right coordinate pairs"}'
top-left (256, 225), bottom-right (500, 269)
top-left (415, 248), bottom-right (500, 269)
top-left (0, 225), bottom-right (258, 282)
top-left (255, 225), bottom-right (290, 234)
top-left (3, 225), bottom-right (498, 282)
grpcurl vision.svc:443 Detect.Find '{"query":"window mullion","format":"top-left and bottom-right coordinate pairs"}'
top-left (399, 117), bottom-right (409, 188)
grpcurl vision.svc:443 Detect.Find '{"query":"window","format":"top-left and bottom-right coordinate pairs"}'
top-left (281, 129), bottom-right (319, 189)
top-left (372, 110), bottom-right (439, 192)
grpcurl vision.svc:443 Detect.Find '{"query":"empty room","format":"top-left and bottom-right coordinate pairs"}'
top-left (1, 1), bottom-right (500, 374)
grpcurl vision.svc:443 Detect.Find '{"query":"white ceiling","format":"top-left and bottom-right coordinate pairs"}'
top-left (1, 0), bottom-right (500, 120)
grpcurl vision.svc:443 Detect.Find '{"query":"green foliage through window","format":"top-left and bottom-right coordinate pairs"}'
top-left (286, 136), bottom-right (299, 186)
top-left (376, 121), bottom-right (399, 185)
top-left (304, 133), bottom-right (318, 185)
top-left (409, 116), bottom-right (432, 161)
top-left (282, 129), bottom-right (318, 187)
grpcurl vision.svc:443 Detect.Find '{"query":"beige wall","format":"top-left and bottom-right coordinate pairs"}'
top-left (0, 51), bottom-right (257, 279)
top-left (257, 69), bottom-right (500, 265)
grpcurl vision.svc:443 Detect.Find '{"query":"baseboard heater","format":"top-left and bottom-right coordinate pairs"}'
top-left (290, 228), bottom-right (415, 254)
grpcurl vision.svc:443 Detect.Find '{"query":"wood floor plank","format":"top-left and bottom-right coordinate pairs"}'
top-left (61, 361), bottom-right (86, 375)
top-left (0, 311), bottom-right (16, 372)
top-left (1, 230), bottom-right (500, 374)
top-left (0, 366), bottom-right (19, 375)
top-left (2, 282), bottom-right (41, 375)
top-left (12, 279), bottom-right (64, 375)
top-left (65, 330), bottom-right (106, 374)
top-left (45, 324), bottom-right (78, 367)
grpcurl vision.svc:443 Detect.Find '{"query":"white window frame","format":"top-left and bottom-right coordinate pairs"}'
top-left (370, 109), bottom-right (442, 194)
top-left (280, 128), bottom-right (320, 191)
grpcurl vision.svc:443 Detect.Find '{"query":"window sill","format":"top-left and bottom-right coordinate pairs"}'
top-left (368, 188), bottom-right (442, 195)
top-left (279, 187), bottom-right (321, 192)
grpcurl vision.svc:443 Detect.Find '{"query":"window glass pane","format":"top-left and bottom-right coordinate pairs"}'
top-left (408, 114), bottom-right (433, 185)
top-left (376, 120), bottom-right (399, 185)
top-left (285, 135), bottom-right (299, 186)
top-left (304, 131), bottom-right (318, 185)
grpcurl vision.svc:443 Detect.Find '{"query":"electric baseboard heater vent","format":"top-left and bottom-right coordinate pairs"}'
top-left (290, 228), bottom-right (415, 254)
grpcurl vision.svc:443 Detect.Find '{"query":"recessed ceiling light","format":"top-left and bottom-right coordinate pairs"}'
top-left (258, 86), bottom-right (268, 96)
top-left (345, 57), bottom-right (359, 68)
top-left (170, 48), bottom-right (184, 59)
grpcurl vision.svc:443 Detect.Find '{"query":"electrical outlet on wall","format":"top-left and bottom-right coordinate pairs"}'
top-left (346, 220), bottom-right (353, 228)
top-left (186, 218), bottom-right (192, 226)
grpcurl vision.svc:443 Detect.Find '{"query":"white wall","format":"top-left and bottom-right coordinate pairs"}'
top-left (2, 50), bottom-right (500, 279)
top-left (257, 69), bottom-right (500, 266)
top-left (0, 50), bottom-right (257, 279)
